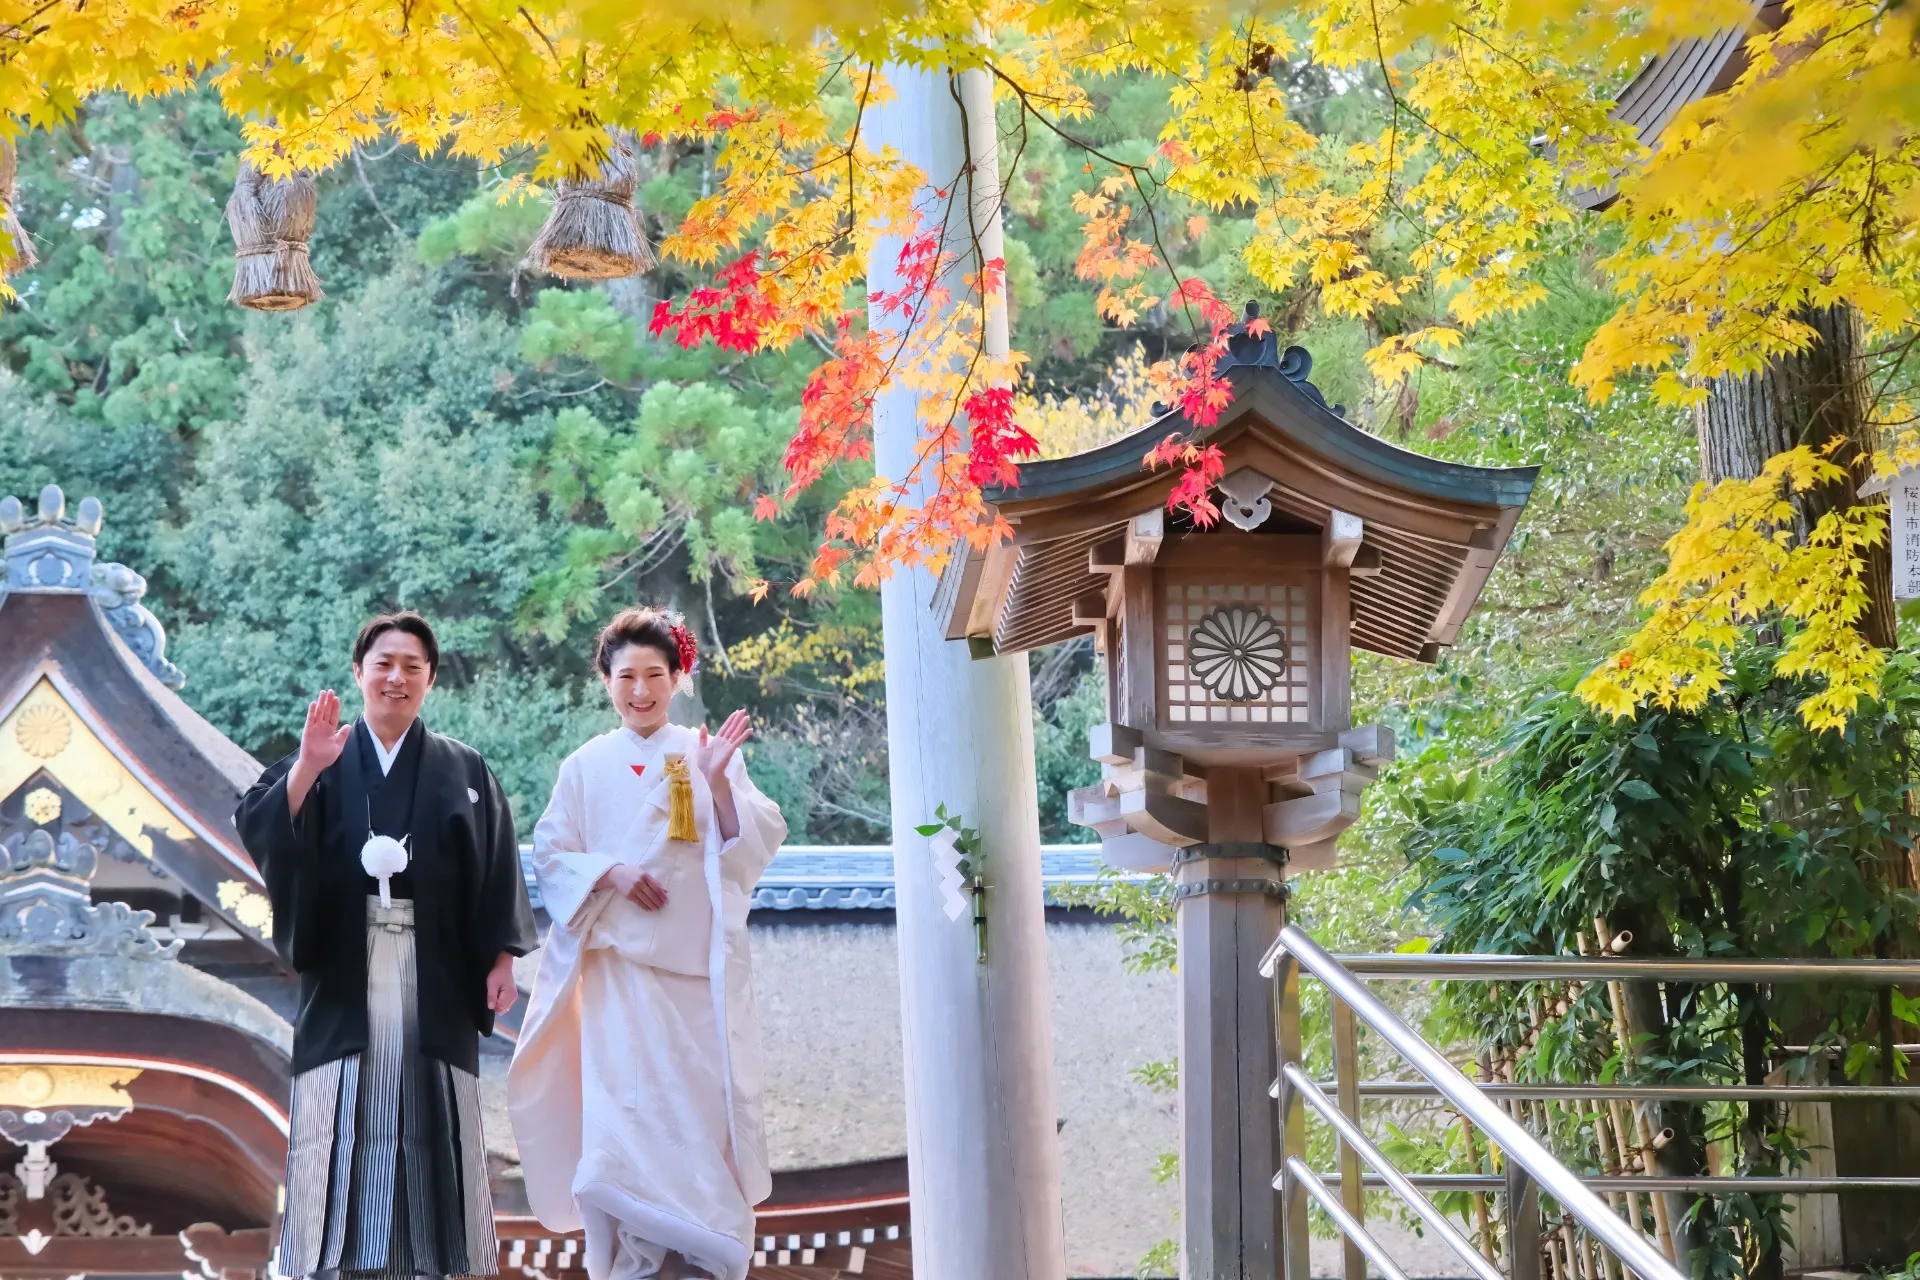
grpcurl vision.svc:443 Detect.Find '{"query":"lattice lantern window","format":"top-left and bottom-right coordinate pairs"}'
top-left (1161, 578), bottom-right (1314, 725)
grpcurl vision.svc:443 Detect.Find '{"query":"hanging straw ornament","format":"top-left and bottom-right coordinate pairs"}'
top-left (663, 754), bottom-right (699, 842)
top-left (0, 140), bottom-right (37, 275)
top-left (524, 134), bottom-right (655, 279)
top-left (225, 158), bottom-right (323, 311)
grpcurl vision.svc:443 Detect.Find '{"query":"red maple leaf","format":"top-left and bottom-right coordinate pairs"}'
top-left (1170, 278), bottom-right (1236, 328)
top-left (649, 252), bottom-right (779, 353)
top-left (1144, 432), bottom-right (1226, 527)
top-left (962, 386), bottom-right (1039, 487)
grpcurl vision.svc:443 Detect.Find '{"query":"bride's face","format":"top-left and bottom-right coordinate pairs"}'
top-left (603, 642), bottom-right (676, 736)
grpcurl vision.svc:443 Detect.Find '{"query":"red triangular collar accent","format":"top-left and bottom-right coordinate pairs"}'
top-left (630, 764), bottom-right (647, 777)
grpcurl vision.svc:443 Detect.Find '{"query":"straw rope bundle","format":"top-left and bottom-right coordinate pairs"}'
top-left (525, 135), bottom-right (655, 279)
top-left (225, 159), bottom-right (323, 311)
top-left (0, 140), bottom-right (37, 274)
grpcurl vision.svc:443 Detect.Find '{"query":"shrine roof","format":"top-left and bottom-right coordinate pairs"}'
top-left (1000, 363), bottom-right (1538, 513)
top-left (0, 486), bottom-right (272, 953)
top-left (941, 313), bottom-right (1539, 661)
top-left (1576, 0), bottom-right (1783, 211)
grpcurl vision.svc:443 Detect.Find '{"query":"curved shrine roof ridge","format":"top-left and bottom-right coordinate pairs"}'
top-left (997, 317), bottom-right (1539, 514)
top-left (0, 485), bottom-right (272, 951)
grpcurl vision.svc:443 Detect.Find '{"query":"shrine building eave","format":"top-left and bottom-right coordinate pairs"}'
top-left (0, 595), bottom-right (264, 866)
top-left (1571, 0), bottom-right (1782, 211)
top-left (0, 486), bottom-right (274, 954)
top-left (939, 351), bottom-right (1539, 663)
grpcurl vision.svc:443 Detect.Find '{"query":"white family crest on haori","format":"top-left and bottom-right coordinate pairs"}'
top-left (359, 833), bottom-right (408, 908)
top-left (508, 720), bottom-right (787, 1280)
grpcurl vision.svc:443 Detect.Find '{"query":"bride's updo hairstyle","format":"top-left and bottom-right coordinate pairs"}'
top-left (594, 607), bottom-right (698, 690)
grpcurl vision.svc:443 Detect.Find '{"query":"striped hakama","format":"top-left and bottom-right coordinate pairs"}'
top-left (281, 898), bottom-right (499, 1280)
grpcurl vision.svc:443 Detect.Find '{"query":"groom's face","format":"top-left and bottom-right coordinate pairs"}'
top-left (354, 631), bottom-right (436, 735)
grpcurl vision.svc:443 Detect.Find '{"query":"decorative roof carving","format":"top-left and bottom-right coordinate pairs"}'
top-left (1215, 468), bottom-right (1276, 531)
top-left (1151, 301), bottom-right (1348, 421)
top-left (0, 485), bottom-right (185, 688)
top-left (0, 819), bottom-right (178, 961)
top-left (0, 1170), bottom-right (153, 1238)
top-left (0, 1065), bottom-right (138, 1183)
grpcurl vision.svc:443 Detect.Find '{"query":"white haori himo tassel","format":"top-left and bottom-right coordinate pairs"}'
top-left (361, 833), bottom-right (410, 908)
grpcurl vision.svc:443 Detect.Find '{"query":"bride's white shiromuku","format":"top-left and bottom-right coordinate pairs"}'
top-left (508, 721), bottom-right (785, 1280)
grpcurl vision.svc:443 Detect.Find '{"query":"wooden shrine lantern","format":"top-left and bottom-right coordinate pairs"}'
top-left (938, 303), bottom-right (1537, 1279)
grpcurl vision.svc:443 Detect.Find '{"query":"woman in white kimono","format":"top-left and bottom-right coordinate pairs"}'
top-left (508, 607), bottom-right (786, 1280)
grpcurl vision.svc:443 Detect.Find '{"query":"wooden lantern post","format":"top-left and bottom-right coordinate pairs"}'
top-left (939, 307), bottom-right (1538, 1278)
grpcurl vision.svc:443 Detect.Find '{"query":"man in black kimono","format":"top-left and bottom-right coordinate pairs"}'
top-left (237, 611), bottom-right (536, 1280)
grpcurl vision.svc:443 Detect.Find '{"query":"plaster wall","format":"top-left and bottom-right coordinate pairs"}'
top-left (750, 917), bottom-right (1180, 1279)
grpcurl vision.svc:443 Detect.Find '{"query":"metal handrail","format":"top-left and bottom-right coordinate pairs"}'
top-left (1317, 1081), bottom-right (1920, 1103)
top-left (1352, 1174), bottom-right (1920, 1193)
top-left (1282, 1062), bottom-right (1505, 1280)
top-left (1286, 1155), bottom-right (1415, 1280)
top-left (1268, 924), bottom-right (1687, 1280)
top-left (1292, 952), bottom-right (1920, 983)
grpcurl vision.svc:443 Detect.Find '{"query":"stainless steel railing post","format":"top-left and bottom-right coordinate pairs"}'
top-left (1508, 1161), bottom-right (1542, 1280)
top-left (1274, 951), bottom-right (1310, 1280)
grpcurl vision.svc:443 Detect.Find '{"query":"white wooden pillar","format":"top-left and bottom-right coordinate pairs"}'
top-left (864, 64), bottom-right (1069, 1280)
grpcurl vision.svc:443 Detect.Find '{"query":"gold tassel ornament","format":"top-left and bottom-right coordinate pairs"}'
top-left (664, 754), bottom-right (699, 842)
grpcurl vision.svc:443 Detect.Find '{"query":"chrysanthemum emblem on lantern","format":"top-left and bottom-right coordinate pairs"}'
top-left (1187, 605), bottom-right (1287, 703)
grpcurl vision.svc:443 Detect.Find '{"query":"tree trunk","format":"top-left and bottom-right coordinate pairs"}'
top-left (1697, 305), bottom-right (1914, 1265)
top-left (1609, 904), bottom-right (1706, 1267)
top-left (1693, 304), bottom-right (1896, 647)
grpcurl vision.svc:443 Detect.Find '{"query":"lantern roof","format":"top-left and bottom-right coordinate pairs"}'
top-left (937, 306), bottom-right (1539, 662)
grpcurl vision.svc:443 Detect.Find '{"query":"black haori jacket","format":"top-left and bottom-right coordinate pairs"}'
top-left (237, 718), bottom-right (538, 1075)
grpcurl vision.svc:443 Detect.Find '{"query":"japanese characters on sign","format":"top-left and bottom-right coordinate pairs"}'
top-left (1894, 469), bottom-right (1920, 601)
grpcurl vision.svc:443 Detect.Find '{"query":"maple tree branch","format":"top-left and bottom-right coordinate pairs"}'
top-left (846, 65), bottom-right (875, 241)
top-left (1368, 0), bottom-right (1402, 224)
top-left (351, 145), bottom-right (403, 235)
top-left (516, 7), bottom-right (563, 68)
top-left (984, 61), bottom-right (1198, 337)
top-left (1446, 21), bottom-right (1621, 154)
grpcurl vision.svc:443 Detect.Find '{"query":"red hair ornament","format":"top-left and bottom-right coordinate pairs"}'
top-left (669, 622), bottom-right (699, 681)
